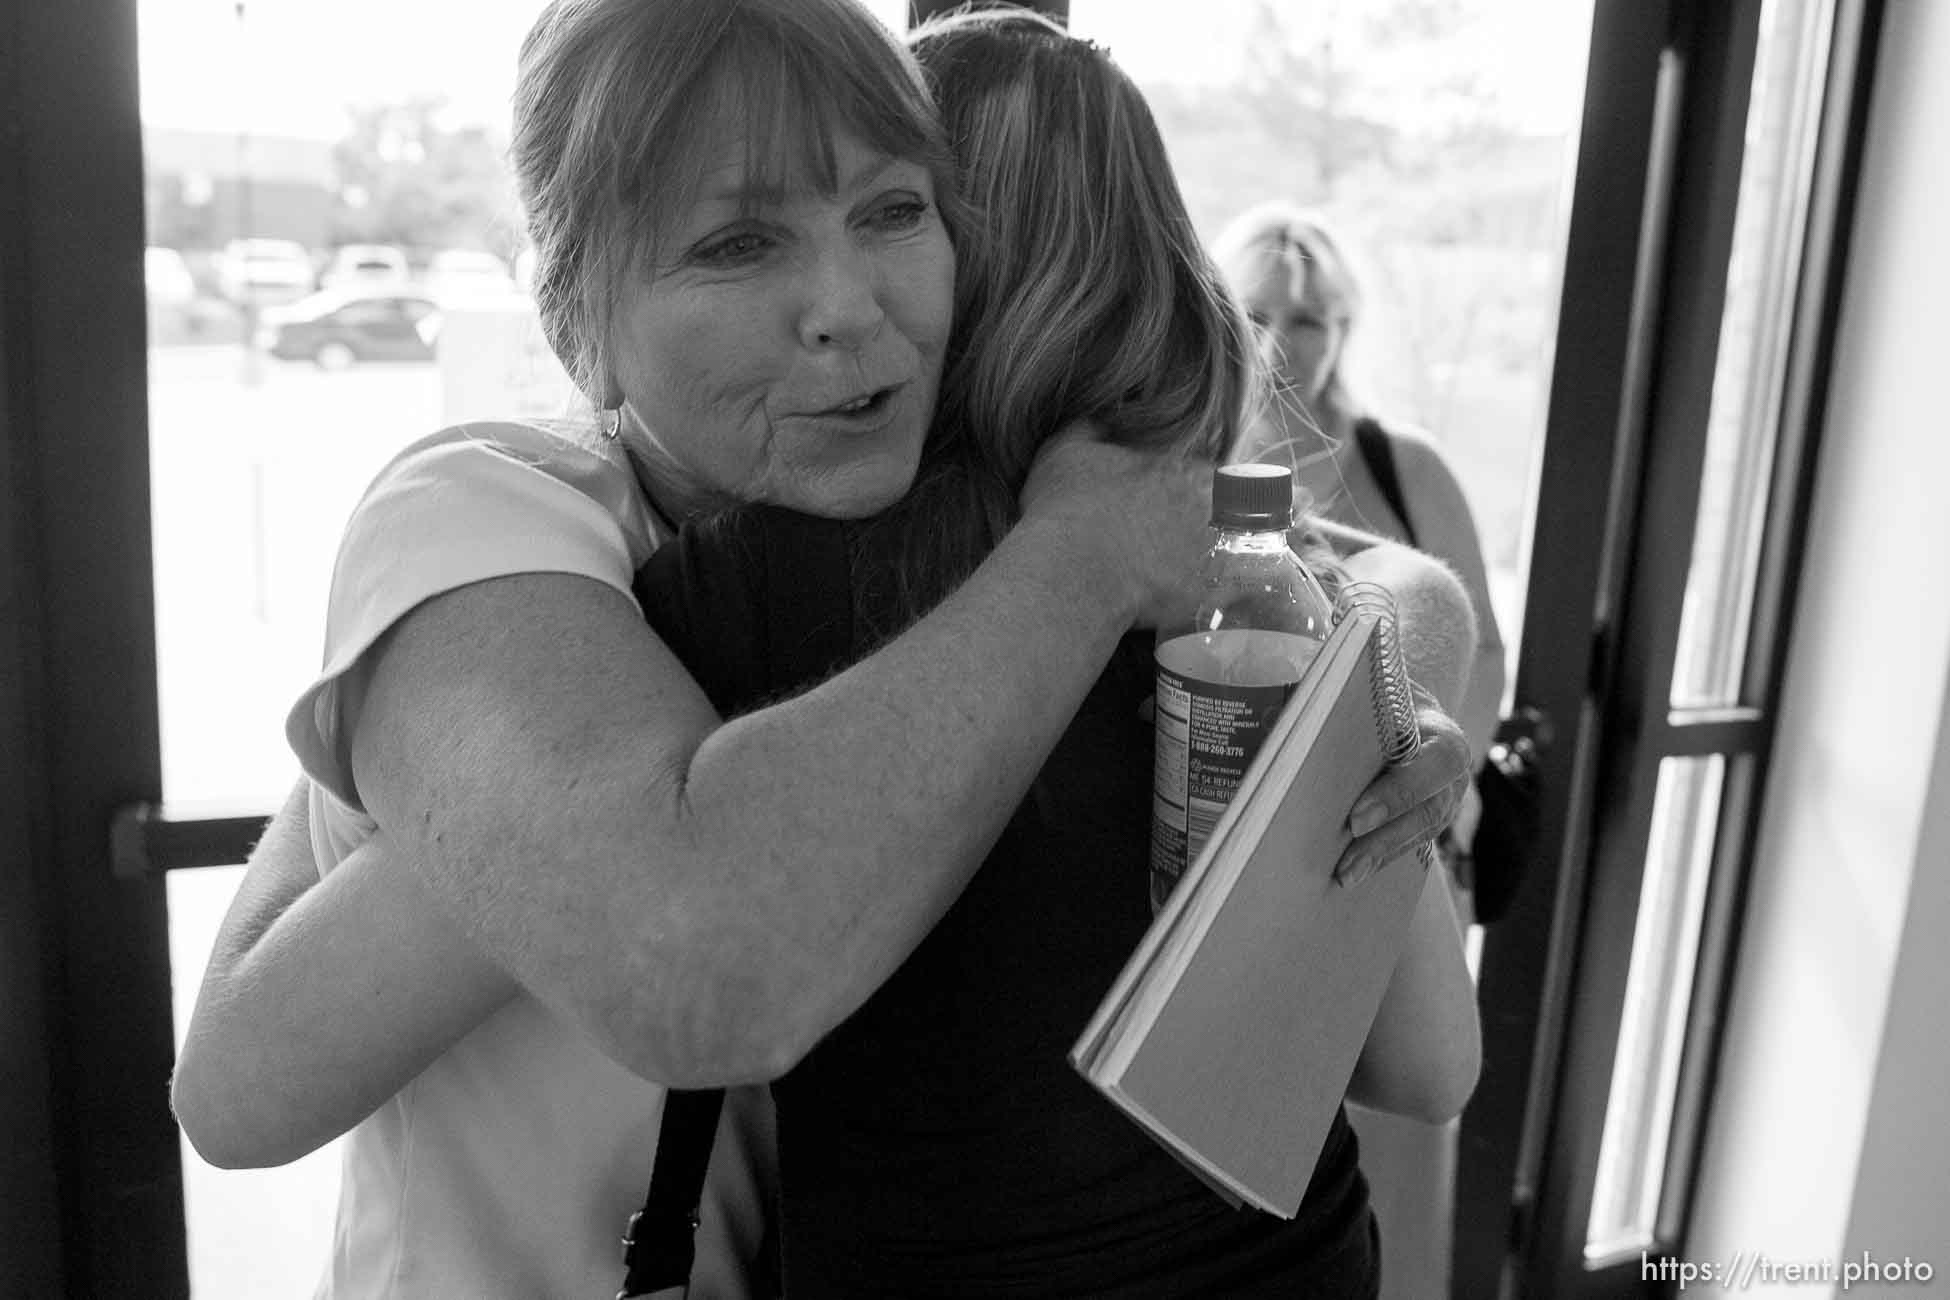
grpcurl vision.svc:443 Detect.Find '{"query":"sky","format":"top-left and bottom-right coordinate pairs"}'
top-left (137, 0), bottom-right (1592, 142)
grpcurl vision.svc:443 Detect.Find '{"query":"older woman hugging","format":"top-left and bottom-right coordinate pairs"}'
top-left (172, 3), bottom-right (1477, 1297)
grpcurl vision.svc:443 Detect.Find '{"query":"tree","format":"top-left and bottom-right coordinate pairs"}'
top-left (1240, 0), bottom-right (1374, 198)
top-left (330, 98), bottom-right (518, 257)
top-left (1237, 0), bottom-right (1510, 201)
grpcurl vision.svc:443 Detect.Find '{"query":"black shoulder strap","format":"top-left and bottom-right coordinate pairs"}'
top-left (620, 507), bottom-right (862, 1298)
top-left (620, 1087), bottom-right (727, 1298)
top-left (1352, 418), bottom-right (1419, 549)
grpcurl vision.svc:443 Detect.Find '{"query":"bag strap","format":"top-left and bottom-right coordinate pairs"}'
top-left (619, 1087), bottom-right (726, 1299)
top-left (1351, 417), bottom-right (1420, 550)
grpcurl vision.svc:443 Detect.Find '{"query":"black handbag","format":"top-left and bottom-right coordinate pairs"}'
top-left (1352, 418), bottom-right (1548, 924)
top-left (1464, 706), bottom-right (1550, 923)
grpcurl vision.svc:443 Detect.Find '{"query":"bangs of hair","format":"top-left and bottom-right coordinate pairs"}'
top-left (613, 1), bottom-right (952, 271)
top-left (1219, 204), bottom-right (1363, 322)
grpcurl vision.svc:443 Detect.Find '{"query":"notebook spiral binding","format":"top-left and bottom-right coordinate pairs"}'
top-left (1334, 581), bottom-right (1438, 871)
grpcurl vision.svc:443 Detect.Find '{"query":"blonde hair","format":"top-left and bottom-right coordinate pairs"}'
top-left (510, 0), bottom-right (958, 406)
top-left (924, 8), bottom-right (1256, 479)
top-left (1213, 201), bottom-right (1366, 435)
top-left (859, 7), bottom-right (1260, 623)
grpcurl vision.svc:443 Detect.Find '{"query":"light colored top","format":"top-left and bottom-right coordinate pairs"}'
top-left (284, 420), bottom-right (773, 1299)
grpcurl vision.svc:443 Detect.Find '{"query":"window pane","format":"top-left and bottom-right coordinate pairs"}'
top-left (1586, 756), bottom-right (1728, 1261)
top-left (1671, 0), bottom-right (1837, 708)
top-left (1070, 0), bottom-right (1597, 689)
top-left (136, 0), bottom-right (614, 1289)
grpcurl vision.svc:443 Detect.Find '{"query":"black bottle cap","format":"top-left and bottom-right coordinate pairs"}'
top-left (1211, 463), bottom-right (1293, 530)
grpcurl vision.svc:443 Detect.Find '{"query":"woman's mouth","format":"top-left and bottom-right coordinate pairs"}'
top-left (820, 386), bottom-right (898, 418)
top-left (805, 384), bottom-right (907, 432)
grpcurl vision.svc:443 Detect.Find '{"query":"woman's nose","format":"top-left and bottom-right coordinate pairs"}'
top-left (798, 245), bottom-right (885, 351)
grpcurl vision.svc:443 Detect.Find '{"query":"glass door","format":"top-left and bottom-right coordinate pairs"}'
top-left (140, 2), bottom-right (541, 1289)
top-left (1069, 0), bottom-right (1598, 679)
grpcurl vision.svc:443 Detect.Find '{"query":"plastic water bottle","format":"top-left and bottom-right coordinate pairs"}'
top-left (1149, 463), bottom-right (1333, 911)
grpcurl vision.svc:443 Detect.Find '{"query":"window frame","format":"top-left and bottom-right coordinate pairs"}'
top-left (1455, 0), bottom-right (1889, 1294)
top-left (1, 0), bottom-right (187, 1289)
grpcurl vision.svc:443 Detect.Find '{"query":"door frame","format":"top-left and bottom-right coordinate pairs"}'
top-left (1, 0), bottom-right (187, 1291)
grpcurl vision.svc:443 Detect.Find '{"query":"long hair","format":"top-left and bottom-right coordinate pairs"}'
top-left (1212, 201), bottom-right (1367, 443)
top-left (859, 7), bottom-right (1260, 627)
top-left (509, 0), bottom-right (960, 408)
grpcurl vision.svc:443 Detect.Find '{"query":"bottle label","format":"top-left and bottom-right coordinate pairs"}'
top-left (1149, 630), bottom-right (1321, 911)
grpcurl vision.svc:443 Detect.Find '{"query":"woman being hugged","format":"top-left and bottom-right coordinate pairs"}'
top-left (174, 3), bottom-right (1476, 1296)
top-left (632, 13), bottom-right (1478, 1295)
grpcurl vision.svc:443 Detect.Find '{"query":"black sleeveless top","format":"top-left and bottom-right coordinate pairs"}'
top-left (635, 506), bottom-right (1377, 1299)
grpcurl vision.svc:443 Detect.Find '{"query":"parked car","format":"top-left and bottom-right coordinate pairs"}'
top-left (216, 238), bottom-right (317, 307)
top-left (257, 290), bottom-right (441, 368)
top-left (422, 248), bottom-right (518, 304)
top-left (319, 243), bottom-right (411, 293)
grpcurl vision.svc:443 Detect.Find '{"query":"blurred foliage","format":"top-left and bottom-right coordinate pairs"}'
top-left (1137, 0), bottom-right (1583, 574)
top-left (329, 97), bottom-right (520, 257)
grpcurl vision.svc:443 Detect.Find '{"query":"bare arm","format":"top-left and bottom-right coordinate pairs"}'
top-left (172, 780), bottom-right (516, 1168)
top-left (1332, 543), bottom-right (1483, 1121)
top-left (171, 479), bottom-right (1474, 1161)
top-left (1346, 858), bottom-right (1480, 1121)
top-left (348, 438), bottom-right (1211, 1089)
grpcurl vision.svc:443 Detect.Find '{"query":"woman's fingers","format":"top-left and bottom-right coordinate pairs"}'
top-left (1334, 707), bottom-right (1472, 887)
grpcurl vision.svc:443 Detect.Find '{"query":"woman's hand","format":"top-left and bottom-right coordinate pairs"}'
top-left (1018, 424), bottom-right (1213, 631)
top-left (1334, 706), bottom-right (1473, 888)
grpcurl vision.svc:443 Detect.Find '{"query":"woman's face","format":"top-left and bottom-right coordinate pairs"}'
top-left (611, 124), bottom-right (956, 521)
top-left (1232, 245), bottom-right (1346, 410)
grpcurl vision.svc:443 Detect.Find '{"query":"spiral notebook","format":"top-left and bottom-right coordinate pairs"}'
top-left (1070, 585), bottom-right (1430, 1218)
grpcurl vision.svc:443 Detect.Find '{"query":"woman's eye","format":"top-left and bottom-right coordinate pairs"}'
top-left (867, 197), bottom-right (930, 234)
top-left (691, 229), bottom-right (774, 267)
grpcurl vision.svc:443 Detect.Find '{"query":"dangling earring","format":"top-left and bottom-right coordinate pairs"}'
top-left (599, 407), bottom-right (622, 441)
